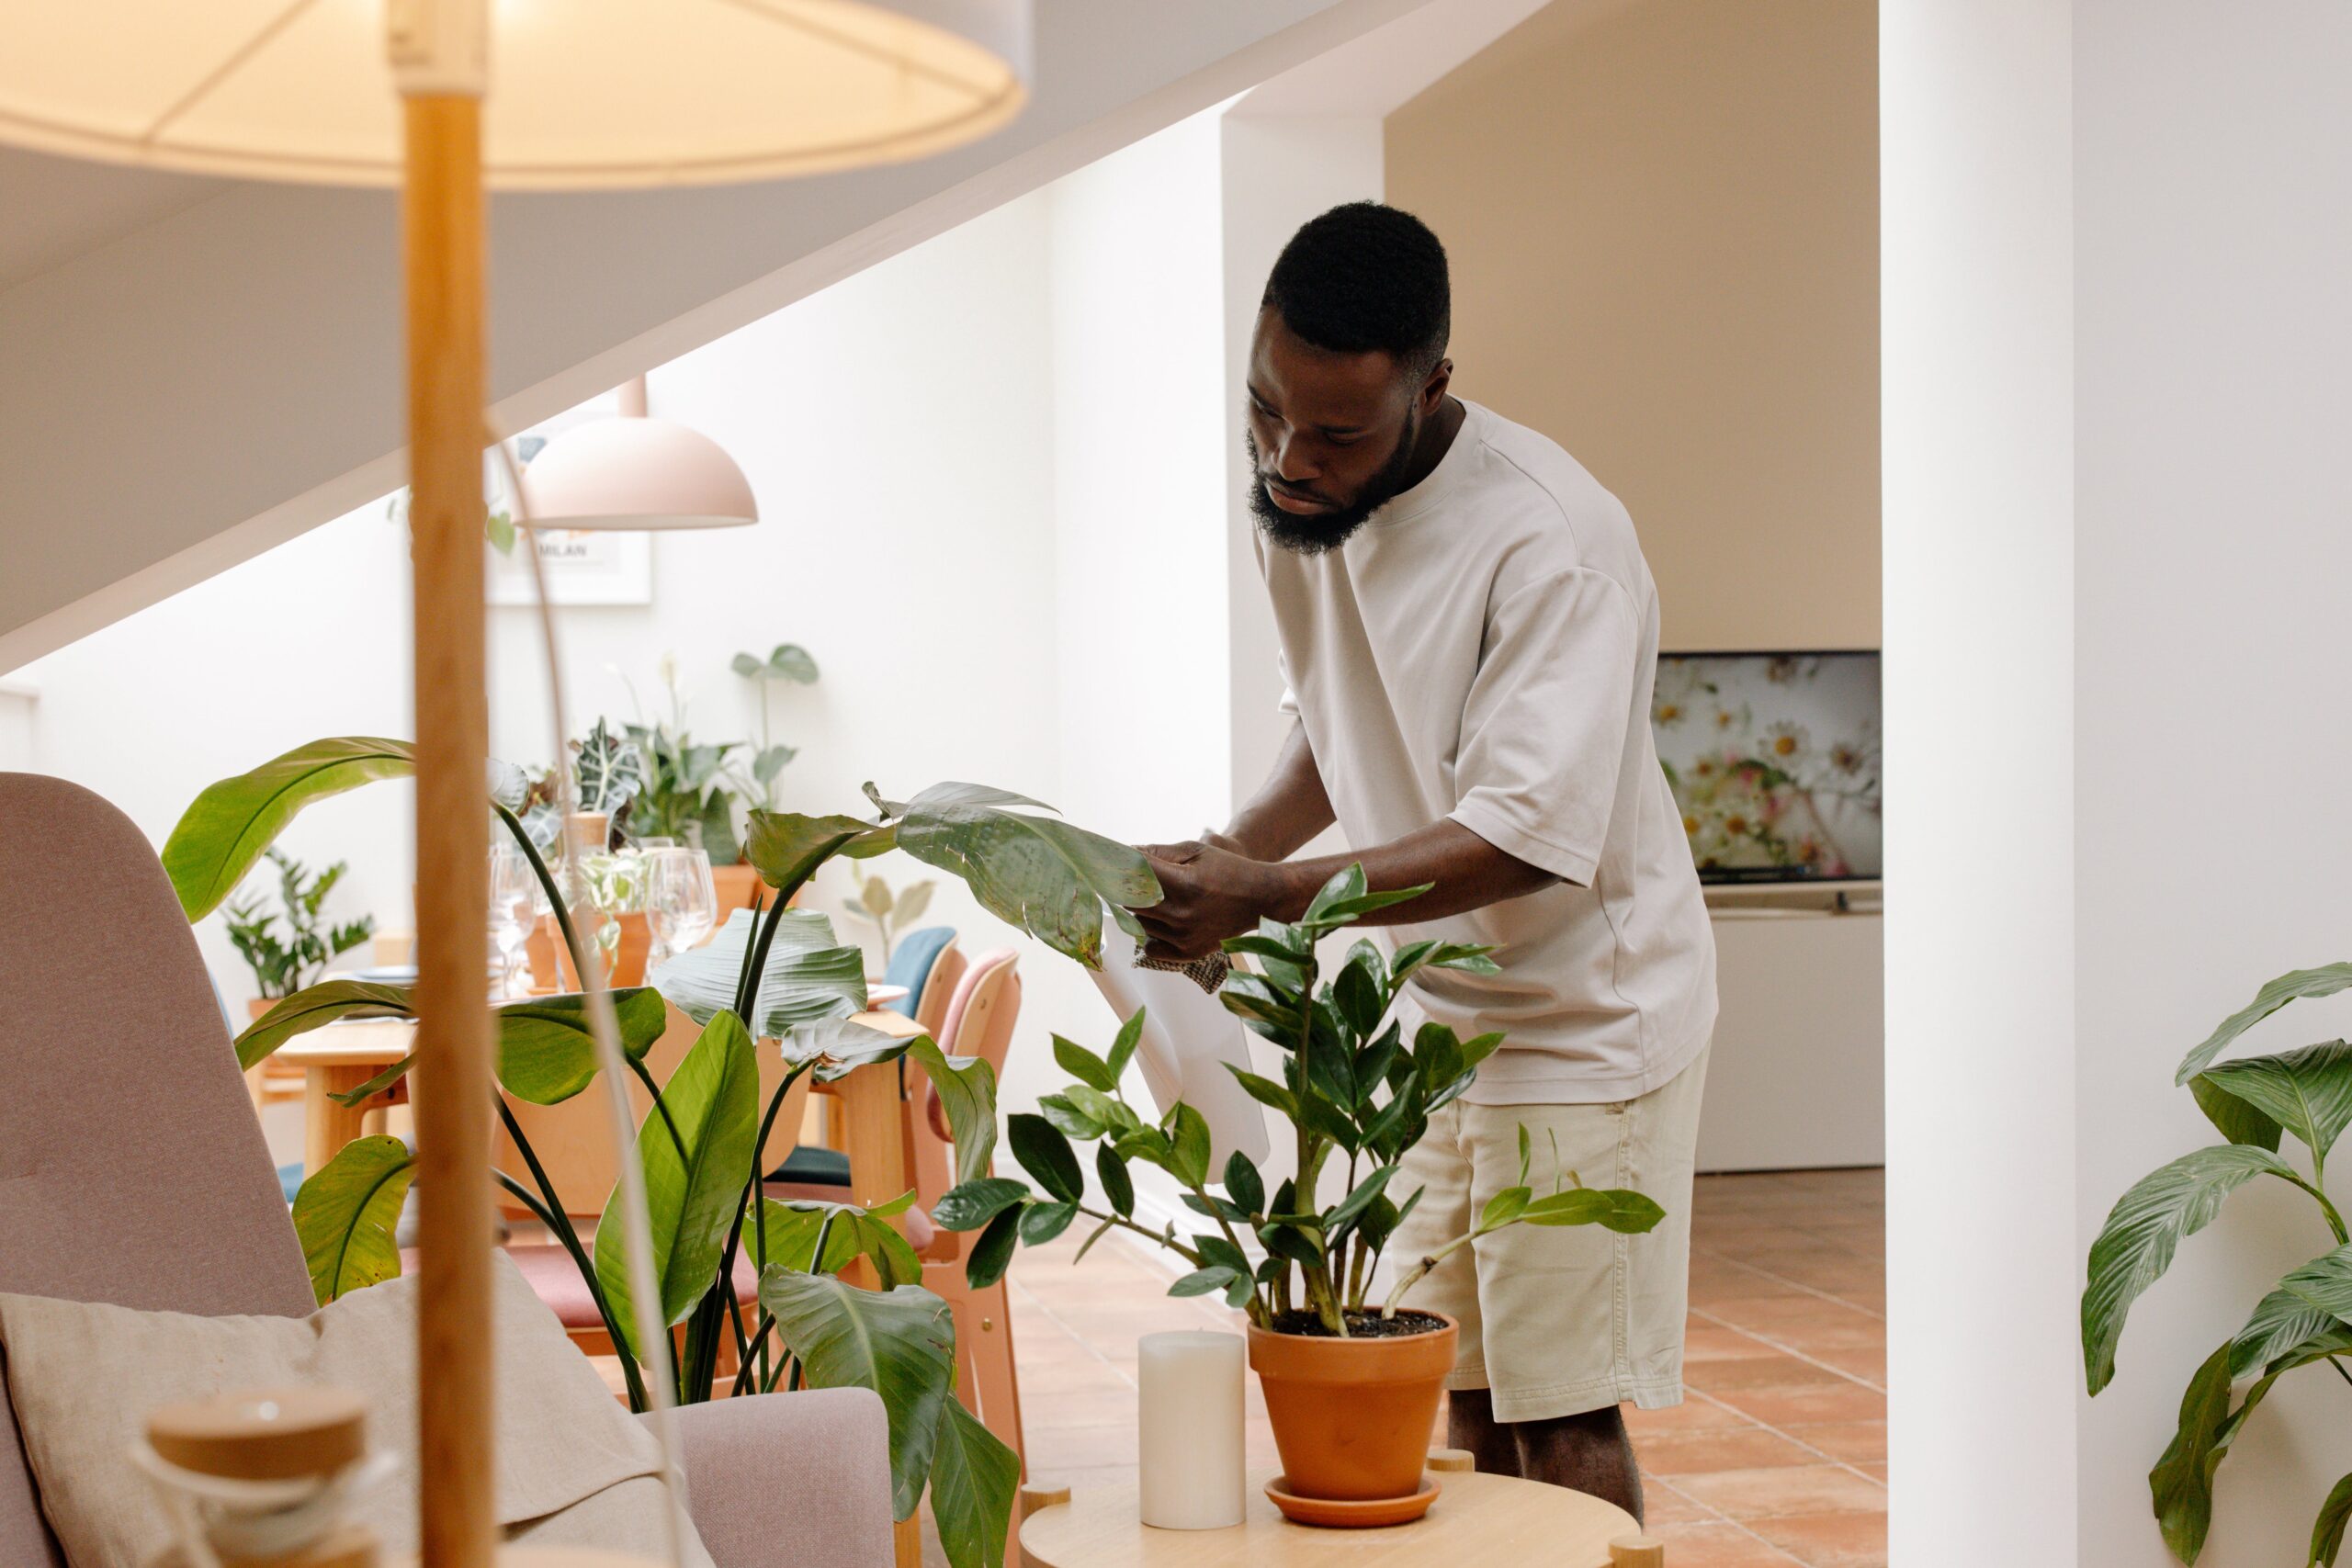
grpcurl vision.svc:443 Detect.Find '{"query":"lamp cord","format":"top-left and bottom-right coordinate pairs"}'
top-left (491, 429), bottom-right (688, 1568)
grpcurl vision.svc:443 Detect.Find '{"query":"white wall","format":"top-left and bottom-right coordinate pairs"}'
top-left (1882, 0), bottom-right (2076, 1563)
top-left (2075, 1), bottom-right (2352, 1561)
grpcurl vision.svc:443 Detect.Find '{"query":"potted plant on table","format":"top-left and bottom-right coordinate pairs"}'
top-left (935, 866), bottom-right (1666, 1520)
top-left (221, 847), bottom-right (377, 1020)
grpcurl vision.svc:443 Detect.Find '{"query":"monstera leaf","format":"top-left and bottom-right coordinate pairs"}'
top-left (877, 782), bottom-right (1161, 967)
top-left (164, 739), bottom-right (415, 919)
top-left (293, 1135), bottom-right (416, 1305)
top-left (594, 1010), bottom-right (760, 1358)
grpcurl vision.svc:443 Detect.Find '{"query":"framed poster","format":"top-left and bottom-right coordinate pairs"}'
top-left (486, 526), bottom-right (651, 606)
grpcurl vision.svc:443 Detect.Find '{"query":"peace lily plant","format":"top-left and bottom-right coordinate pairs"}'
top-left (2085, 962), bottom-right (2352, 1567)
top-left (165, 738), bottom-right (1159, 1568)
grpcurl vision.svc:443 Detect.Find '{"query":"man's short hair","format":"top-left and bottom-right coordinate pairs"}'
top-left (1262, 202), bottom-right (1451, 382)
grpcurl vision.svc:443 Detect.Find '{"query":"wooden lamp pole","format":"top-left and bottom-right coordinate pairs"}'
top-left (394, 6), bottom-right (494, 1561)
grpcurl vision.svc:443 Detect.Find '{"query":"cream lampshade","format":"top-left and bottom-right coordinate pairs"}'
top-left (0, 2), bottom-right (1030, 189)
top-left (522, 377), bottom-right (758, 530)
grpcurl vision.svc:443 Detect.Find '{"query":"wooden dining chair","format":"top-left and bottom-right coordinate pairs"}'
top-left (905, 949), bottom-right (1026, 1471)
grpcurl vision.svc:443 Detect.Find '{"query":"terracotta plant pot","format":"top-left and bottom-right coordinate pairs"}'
top-left (1247, 1314), bottom-right (1457, 1503)
top-left (540, 909), bottom-right (650, 990)
top-left (710, 862), bottom-right (763, 920)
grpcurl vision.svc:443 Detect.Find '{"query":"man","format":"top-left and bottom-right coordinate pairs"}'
top-left (1137, 202), bottom-right (1716, 1520)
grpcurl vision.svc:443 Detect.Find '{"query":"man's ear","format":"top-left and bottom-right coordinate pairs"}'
top-left (1419, 357), bottom-right (1453, 417)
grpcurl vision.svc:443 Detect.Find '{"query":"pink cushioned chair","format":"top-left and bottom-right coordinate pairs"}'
top-left (0, 773), bottom-right (895, 1568)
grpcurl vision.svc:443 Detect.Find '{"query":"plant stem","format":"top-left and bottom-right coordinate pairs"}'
top-left (497, 802), bottom-right (590, 979)
top-left (1075, 1202), bottom-right (1205, 1267)
top-left (2288, 1169), bottom-right (2351, 1246)
top-left (492, 1105), bottom-right (650, 1412)
top-left (2331, 1355), bottom-right (2352, 1393)
top-left (628, 1055), bottom-right (689, 1165)
top-left (1382, 1227), bottom-right (1482, 1320)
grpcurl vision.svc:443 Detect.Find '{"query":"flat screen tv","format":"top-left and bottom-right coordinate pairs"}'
top-left (1652, 650), bottom-right (1882, 884)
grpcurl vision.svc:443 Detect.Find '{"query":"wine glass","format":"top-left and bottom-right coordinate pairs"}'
top-left (488, 842), bottom-right (541, 998)
top-left (645, 846), bottom-right (718, 968)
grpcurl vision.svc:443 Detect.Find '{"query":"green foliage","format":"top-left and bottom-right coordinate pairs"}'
top-left (842, 868), bottom-right (934, 961)
top-left (731, 641), bottom-right (820, 813)
top-left (220, 849), bottom-right (378, 1000)
top-left (624, 717), bottom-right (745, 864)
top-left (933, 864), bottom-right (1664, 1336)
top-left (164, 737), bottom-right (415, 919)
top-left (294, 1135), bottom-right (415, 1305)
top-left (2084, 959), bottom-right (2352, 1563)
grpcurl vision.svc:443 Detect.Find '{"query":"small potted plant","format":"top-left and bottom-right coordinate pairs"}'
top-left (841, 867), bottom-right (934, 963)
top-left (933, 866), bottom-right (1664, 1520)
top-left (222, 848), bottom-right (376, 1019)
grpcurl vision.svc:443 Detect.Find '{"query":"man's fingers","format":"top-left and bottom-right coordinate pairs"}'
top-left (1138, 840), bottom-right (1207, 865)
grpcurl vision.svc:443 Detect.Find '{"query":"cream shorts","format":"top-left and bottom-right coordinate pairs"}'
top-left (1387, 1043), bottom-right (1710, 1422)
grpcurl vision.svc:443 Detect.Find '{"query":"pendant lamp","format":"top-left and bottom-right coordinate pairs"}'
top-left (522, 377), bottom-right (758, 531)
top-left (0, 6), bottom-right (1028, 1566)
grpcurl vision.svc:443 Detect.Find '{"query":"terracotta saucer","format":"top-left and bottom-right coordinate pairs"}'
top-left (1264, 1475), bottom-right (1442, 1528)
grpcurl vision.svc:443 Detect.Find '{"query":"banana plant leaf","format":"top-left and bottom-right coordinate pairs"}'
top-left (758, 1271), bottom-right (956, 1523)
top-left (878, 782), bottom-right (1161, 968)
top-left (749, 1196), bottom-right (922, 1290)
top-left (743, 812), bottom-right (895, 898)
top-left (164, 738), bottom-right (416, 919)
top-left (651, 908), bottom-right (867, 1038)
top-left (594, 1011), bottom-right (761, 1358)
top-left (927, 1397), bottom-right (1021, 1568)
top-left (774, 1020), bottom-right (999, 1189)
top-left (2083, 1143), bottom-right (2299, 1394)
top-left (233, 981), bottom-right (667, 1102)
top-left (292, 1135), bottom-right (416, 1305)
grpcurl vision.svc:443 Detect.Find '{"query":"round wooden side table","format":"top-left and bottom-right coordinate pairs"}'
top-left (1016, 1455), bottom-right (1665, 1568)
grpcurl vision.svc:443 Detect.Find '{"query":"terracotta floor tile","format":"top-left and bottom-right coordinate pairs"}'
top-left (1808, 1345), bottom-right (1885, 1385)
top-left (1857, 1462), bottom-right (1887, 1483)
top-left (1781, 1421), bottom-right (1886, 1464)
top-left (1750, 1510), bottom-right (1891, 1567)
top-left (1640, 1479), bottom-right (1719, 1522)
top-left (1703, 1295), bottom-right (1883, 1337)
top-left (1686, 1354), bottom-right (1852, 1395)
top-left (1646, 1522), bottom-right (1808, 1566)
top-left (1713, 1382), bottom-right (1886, 1427)
top-left (1687, 1324), bottom-right (1783, 1361)
top-left (1626, 1396), bottom-right (1757, 1435)
top-left (1638, 1427), bottom-right (1823, 1475)
top-left (1675, 1464), bottom-right (1889, 1520)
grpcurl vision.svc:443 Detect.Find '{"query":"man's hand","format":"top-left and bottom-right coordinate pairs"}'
top-left (1136, 838), bottom-right (1287, 962)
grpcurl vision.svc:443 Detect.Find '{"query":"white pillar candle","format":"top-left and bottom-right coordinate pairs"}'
top-left (1136, 1330), bottom-right (1246, 1529)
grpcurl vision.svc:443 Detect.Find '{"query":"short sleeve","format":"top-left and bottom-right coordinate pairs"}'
top-left (1446, 568), bottom-right (1641, 886)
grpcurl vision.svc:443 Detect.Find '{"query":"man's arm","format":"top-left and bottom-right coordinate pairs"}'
top-left (1135, 820), bottom-right (1557, 962)
top-left (1212, 721), bottom-right (1336, 861)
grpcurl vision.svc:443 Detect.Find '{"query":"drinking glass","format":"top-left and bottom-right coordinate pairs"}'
top-left (645, 846), bottom-right (718, 967)
top-left (488, 842), bottom-right (541, 998)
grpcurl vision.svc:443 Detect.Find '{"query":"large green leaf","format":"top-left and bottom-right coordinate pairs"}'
top-left (2177, 964), bottom-right (2352, 1081)
top-left (291, 1135), bottom-right (415, 1305)
top-left (1521, 1187), bottom-right (1668, 1233)
top-left (2312, 1473), bottom-right (2352, 1567)
top-left (234, 980), bottom-right (667, 1101)
top-left (759, 1271), bottom-right (956, 1521)
top-left (2279, 1242), bottom-right (2352, 1323)
top-left (771, 1021), bottom-right (999, 1189)
top-left (234, 980), bottom-right (412, 1069)
top-left (928, 1395), bottom-right (1020, 1568)
top-left (750, 1197), bottom-right (923, 1291)
top-left (2084, 1144), bottom-right (2299, 1394)
top-left (2149, 1341), bottom-right (2236, 1564)
top-left (164, 738), bottom-right (416, 919)
top-left (2198, 1043), bottom-right (2352, 1159)
top-left (2190, 1074), bottom-right (2282, 1152)
top-left (742, 811), bottom-right (893, 897)
top-left (2230, 1255), bottom-right (2352, 1379)
top-left (594, 1010), bottom-right (761, 1358)
top-left (652, 908), bottom-right (867, 1036)
top-left (884, 781), bottom-right (1161, 967)
top-left (492, 987), bottom-right (671, 1104)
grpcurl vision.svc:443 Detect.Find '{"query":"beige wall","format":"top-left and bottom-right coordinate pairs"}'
top-left (1385, 0), bottom-right (1880, 649)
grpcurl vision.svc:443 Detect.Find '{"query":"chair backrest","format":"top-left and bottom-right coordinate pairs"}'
top-left (912, 943), bottom-right (966, 1039)
top-left (908, 951), bottom-right (1021, 1217)
top-left (0, 773), bottom-right (314, 1565)
top-left (880, 927), bottom-right (956, 1024)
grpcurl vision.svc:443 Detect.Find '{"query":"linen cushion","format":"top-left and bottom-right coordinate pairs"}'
top-left (0, 1253), bottom-right (713, 1567)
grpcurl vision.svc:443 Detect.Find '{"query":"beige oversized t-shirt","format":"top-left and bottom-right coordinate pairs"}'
top-left (1260, 400), bottom-right (1716, 1104)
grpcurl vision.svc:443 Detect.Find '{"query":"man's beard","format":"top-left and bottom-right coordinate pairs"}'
top-left (1246, 414), bottom-right (1423, 557)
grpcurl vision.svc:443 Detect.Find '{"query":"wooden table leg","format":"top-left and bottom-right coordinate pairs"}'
top-left (304, 1064), bottom-right (379, 1175)
top-left (833, 1058), bottom-right (911, 1291)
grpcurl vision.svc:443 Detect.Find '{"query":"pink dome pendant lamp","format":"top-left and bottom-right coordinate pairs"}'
top-left (520, 376), bottom-right (758, 531)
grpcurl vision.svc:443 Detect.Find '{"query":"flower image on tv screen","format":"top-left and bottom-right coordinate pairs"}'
top-left (1653, 651), bottom-right (1882, 883)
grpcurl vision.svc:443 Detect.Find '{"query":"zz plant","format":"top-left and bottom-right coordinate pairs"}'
top-left (2085, 962), bottom-right (2352, 1566)
top-left (935, 865), bottom-right (1665, 1334)
top-left (166, 739), bottom-right (1159, 1568)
